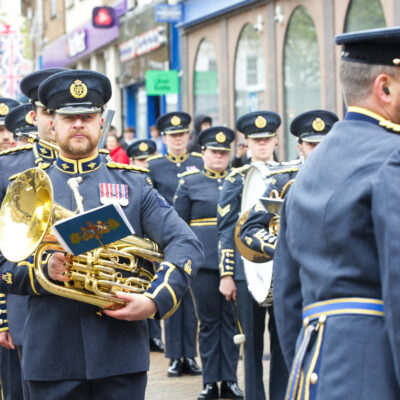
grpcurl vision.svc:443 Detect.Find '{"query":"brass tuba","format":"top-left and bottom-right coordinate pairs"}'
top-left (0, 168), bottom-right (162, 310)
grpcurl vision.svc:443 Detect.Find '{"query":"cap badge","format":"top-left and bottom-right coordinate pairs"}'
top-left (171, 115), bottom-right (181, 126)
top-left (70, 79), bottom-right (88, 99)
top-left (255, 116), bottom-right (267, 129)
top-left (312, 118), bottom-right (325, 132)
top-left (393, 58), bottom-right (400, 65)
top-left (25, 112), bottom-right (33, 125)
top-left (216, 132), bottom-right (226, 143)
top-left (0, 103), bottom-right (9, 116)
top-left (139, 142), bottom-right (148, 152)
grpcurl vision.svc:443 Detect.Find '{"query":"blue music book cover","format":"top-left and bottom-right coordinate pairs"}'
top-left (51, 202), bottom-right (135, 256)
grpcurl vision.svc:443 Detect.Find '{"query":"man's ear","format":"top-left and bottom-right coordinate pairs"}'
top-left (374, 73), bottom-right (391, 104)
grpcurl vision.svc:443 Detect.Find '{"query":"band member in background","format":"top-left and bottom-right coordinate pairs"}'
top-left (275, 27), bottom-right (400, 399)
top-left (147, 111), bottom-right (203, 377)
top-left (127, 138), bottom-right (164, 353)
top-left (0, 69), bottom-right (203, 400)
top-left (0, 98), bottom-right (20, 151)
top-left (238, 109), bottom-right (338, 258)
top-left (174, 126), bottom-right (243, 400)
top-left (127, 139), bottom-right (157, 168)
top-left (0, 97), bottom-right (23, 400)
top-left (0, 69), bottom-right (66, 400)
top-left (217, 111), bottom-right (287, 400)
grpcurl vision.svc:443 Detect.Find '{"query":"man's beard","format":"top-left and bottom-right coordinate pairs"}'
top-left (57, 132), bottom-right (98, 158)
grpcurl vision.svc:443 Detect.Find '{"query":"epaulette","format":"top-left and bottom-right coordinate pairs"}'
top-left (190, 152), bottom-right (203, 158)
top-left (146, 154), bottom-right (163, 162)
top-left (180, 169), bottom-right (200, 178)
top-left (0, 144), bottom-right (33, 156)
top-left (99, 149), bottom-right (110, 154)
top-left (106, 162), bottom-right (149, 173)
top-left (9, 161), bottom-right (51, 181)
top-left (228, 163), bottom-right (251, 178)
top-left (268, 166), bottom-right (299, 176)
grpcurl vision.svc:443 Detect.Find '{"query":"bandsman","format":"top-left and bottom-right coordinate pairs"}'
top-left (147, 111), bottom-right (203, 377)
top-left (239, 109), bottom-right (338, 258)
top-left (274, 27), bottom-right (400, 399)
top-left (127, 138), bottom-right (164, 353)
top-left (174, 126), bottom-right (243, 399)
top-left (217, 111), bottom-right (287, 400)
top-left (0, 69), bottom-right (203, 400)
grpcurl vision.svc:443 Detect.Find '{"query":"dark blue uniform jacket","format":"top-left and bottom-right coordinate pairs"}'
top-left (0, 154), bottom-right (203, 381)
top-left (274, 109), bottom-right (400, 398)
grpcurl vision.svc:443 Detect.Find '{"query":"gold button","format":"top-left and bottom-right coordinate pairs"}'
top-left (319, 315), bottom-right (327, 324)
top-left (303, 317), bottom-right (309, 327)
top-left (310, 372), bottom-right (318, 385)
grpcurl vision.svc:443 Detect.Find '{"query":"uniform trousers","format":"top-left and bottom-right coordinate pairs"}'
top-left (192, 269), bottom-right (239, 384)
top-left (28, 371), bottom-right (147, 400)
top-left (0, 347), bottom-right (23, 400)
top-left (236, 281), bottom-right (288, 400)
top-left (147, 319), bottom-right (162, 339)
top-left (164, 289), bottom-right (197, 359)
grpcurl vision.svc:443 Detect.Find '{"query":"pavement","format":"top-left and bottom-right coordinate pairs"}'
top-left (146, 322), bottom-right (271, 400)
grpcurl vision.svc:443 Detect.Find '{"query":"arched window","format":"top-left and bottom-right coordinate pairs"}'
top-left (345, 0), bottom-right (385, 32)
top-left (234, 24), bottom-right (266, 121)
top-left (193, 39), bottom-right (219, 124)
top-left (283, 6), bottom-right (320, 160)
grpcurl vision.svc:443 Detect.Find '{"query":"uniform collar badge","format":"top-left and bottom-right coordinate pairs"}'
top-left (99, 183), bottom-right (129, 206)
top-left (56, 153), bottom-right (101, 174)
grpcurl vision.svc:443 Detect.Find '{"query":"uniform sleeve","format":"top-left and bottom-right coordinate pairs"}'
top-left (371, 150), bottom-right (400, 384)
top-left (173, 180), bottom-right (191, 224)
top-left (239, 198), bottom-right (277, 259)
top-left (273, 198), bottom-right (303, 370)
top-left (139, 176), bottom-right (204, 319)
top-left (0, 293), bottom-right (7, 332)
top-left (217, 175), bottom-right (243, 277)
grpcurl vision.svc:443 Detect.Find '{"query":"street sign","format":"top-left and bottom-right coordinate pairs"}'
top-left (145, 70), bottom-right (179, 95)
top-left (154, 4), bottom-right (183, 23)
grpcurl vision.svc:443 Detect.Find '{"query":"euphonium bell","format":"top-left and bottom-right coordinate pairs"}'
top-left (0, 168), bottom-right (162, 310)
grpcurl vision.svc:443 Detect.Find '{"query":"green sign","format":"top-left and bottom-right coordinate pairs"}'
top-left (145, 70), bottom-right (179, 95)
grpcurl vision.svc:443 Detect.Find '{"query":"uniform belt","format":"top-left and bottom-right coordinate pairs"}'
top-left (285, 297), bottom-right (384, 400)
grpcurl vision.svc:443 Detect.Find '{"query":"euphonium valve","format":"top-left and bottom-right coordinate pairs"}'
top-left (0, 168), bottom-right (162, 310)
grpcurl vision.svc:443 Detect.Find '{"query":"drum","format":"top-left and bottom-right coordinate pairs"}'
top-left (235, 162), bottom-right (274, 307)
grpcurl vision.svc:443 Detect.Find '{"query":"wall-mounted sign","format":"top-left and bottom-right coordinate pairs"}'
top-left (92, 6), bottom-right (115, 28)
top-left (145, 70), bottom-right (179, 95)
top-left (119, 26), bottom-right (167, 63)
top-left (154, 4), bottom-right (183, 23)
top-left (66, 29), bottom-right (87, 58)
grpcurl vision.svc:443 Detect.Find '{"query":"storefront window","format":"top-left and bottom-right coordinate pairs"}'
top-left (283, 6), bottom-right (320, 160)
top-left (344, 0), bottom-right (385, 32)
top-left (193, 39), bottom-right (219, 124)
top-left (234, 24), bottom-right (265, 120)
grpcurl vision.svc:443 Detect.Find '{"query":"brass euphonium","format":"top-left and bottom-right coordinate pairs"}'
top-left (0, 168), bottom-right (162, 310)
top-left (265, 179), bottom-right (295, 236)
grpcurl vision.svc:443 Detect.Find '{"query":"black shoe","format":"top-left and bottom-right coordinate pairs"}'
top-left (198, 382), bottom-right (219, 400)
top-left (167, 358), bottom-right (183, 377)
top-left (182, 357), bottom-right (202, 375)
top-left (220, 381), bottom-right (243, 399)
top-left (149, 337), bottom-right (164, 353)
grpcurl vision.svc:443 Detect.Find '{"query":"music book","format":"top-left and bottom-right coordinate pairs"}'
top-left (51, 202), bottom-right (135, 256)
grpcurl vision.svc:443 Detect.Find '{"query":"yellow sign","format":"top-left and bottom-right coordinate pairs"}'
top-left (70, 79), bottom-right (88, 99)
